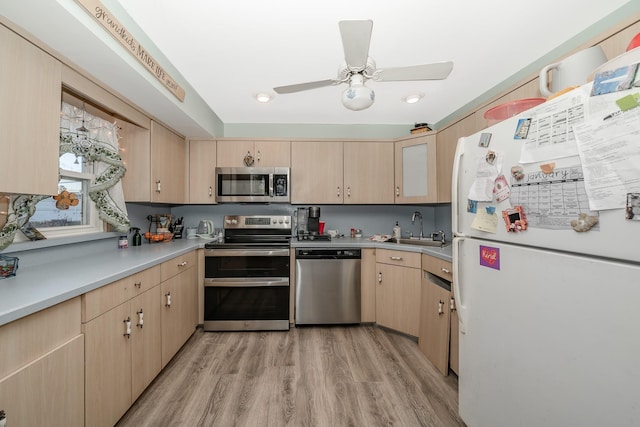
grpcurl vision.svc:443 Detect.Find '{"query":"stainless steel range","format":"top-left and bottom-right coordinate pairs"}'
top-left (203, 215), bottom-right (291, 331)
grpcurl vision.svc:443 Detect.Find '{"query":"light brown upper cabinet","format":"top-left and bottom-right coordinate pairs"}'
top-left (120, 120), bottom-right (186, 204)
top-left (435, 114), bottom-right (479, 203)
top-left (394, 133), bottom-right (437, 204)
top-left (0, 25), bottom-right (61, 195)
top-left (216, 139), bottom-right (291, 167)
top-left (343, 141), bottom-right (394, 204)
top-left (150, 121), bottom-right (186, 204)
top-left (291, 140), bottom-right (344, 204)
top-left (188, 139), bottom-right (217, 204)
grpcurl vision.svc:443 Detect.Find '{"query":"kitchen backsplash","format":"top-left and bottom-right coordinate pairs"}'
top-left (127, 203), bottom-right (452, 240)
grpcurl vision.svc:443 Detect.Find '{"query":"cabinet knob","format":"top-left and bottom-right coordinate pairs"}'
top-left (137, 309), bottom-right (144, 328)
top-left (438, 300), bottom-right (445, 315)
top-left (441, 267), bottom-right (451, 274)
top-left (208, 186), bottom-right (212, 197)
top-left (124, 317), bottom-right (132, 338)
top-left (378, 272), bottom-right (382, 283)
top-left (396, 186), bottom-right (400, 197)
top-left (257, 150), bottom-right (261, 162)
top-left (337, 187), bottom-right (341, 198)
top-left (155, 180), bottom-right (161, 193)
top-left (165, 292), bottom-right (172, 307)
top-left (178, 261), bottom-right (188, 267)
top-left (450, 296), bottom-right (456, 311)
top-left (347, 186), bottom-right (351, 197)
top-left (390, 256), bottom-right (403, 261)
top-left (134, 281), bottom-right (142, 289)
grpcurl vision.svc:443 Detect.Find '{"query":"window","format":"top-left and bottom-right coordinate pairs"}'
top-left (28, 151), bottom-right (103, 238)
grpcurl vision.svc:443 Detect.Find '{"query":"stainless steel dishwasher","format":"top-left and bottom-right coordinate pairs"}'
top-left (295, 248), bottom-right (361, 325)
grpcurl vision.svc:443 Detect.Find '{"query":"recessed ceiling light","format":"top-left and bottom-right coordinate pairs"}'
top-left (403, 93), bottom-right (424, 104)
top-left (255, 93), bottom-right (272, 103)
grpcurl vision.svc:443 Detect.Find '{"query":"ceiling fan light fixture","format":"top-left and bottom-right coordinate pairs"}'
top-left (342, 74), bottom-right (375, 111)
top-left (255, 93), bottom-right (273, 103)
top-left (403, 93), bottom-right (424, 104)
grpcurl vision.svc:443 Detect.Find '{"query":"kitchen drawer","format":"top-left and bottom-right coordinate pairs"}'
top-left (82, 265), bottom-right (160, 322)
top-left (376, 249), bottom-right (421, 269)
top-left (0, 297), bottom-right (81, 379)
top-left (421, 254), bottom-right (453, 282)
top-left (160, 250), bottom-right (196, 282)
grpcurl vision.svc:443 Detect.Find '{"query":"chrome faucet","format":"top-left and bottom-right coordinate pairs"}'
top-left (411, 211), bottom-right (424, 239)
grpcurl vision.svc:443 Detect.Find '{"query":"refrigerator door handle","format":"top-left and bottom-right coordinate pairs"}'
top-left (451, 137), bottom-right (465, 237)
top-left (452, 237), bottom-right (467, 334)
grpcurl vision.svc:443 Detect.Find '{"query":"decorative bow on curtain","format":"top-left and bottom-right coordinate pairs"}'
top-left (0, 102), bottom-right (130, 251)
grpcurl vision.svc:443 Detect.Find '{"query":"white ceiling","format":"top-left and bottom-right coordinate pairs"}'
top-left (0, 0), bottom-right (636, 137)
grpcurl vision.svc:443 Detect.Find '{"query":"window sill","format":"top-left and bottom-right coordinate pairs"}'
top-left (2, 231), bottom-right (120, 255)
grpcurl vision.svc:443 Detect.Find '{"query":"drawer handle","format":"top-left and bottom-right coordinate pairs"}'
top-left (390, 256), bottom-right (403, 261)
top-left (134, 281), bottom-right (142, 288)
top-left (137, 309), bottom-right (144, 328)
top-left (450, 297), bottom-right (456, 311)
top-left (155, 180), bottom-right (161, 193)
top-left (165, 292), bottom-right (172, 307)
top-left (209, 186), bottom-right (213, 197)
top-left (124, 317), bottom-right (132, 338)
top-left (441, 267), bottom-right (451, 274)
top-left (438, 300), bottom-right (444, 316)
top-left (178, 261), bottom-right (188, 267)
top-left (378, 272), bottom-right (382, 283)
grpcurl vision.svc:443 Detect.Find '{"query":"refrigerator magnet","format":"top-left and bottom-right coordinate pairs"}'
top-left (479, 245), bottom-right (500, 270)
top-left (511, 165), bottom-right (524, 181)
top-left (478, 133), bottom-right (492, 147)
top-left (467, 199), bottom-right (478, 213)
top-left (502, 205), bottom-right (528, 232)
top-left (626, 192), bottom-right (640, 220)
top-left (493, 175), bottom-right (511, 202)
top-left (514, 118), bottom-right (531, 139)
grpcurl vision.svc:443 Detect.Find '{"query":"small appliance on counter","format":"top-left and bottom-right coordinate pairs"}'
top-left (196, 220), bottom-right (214, 238)
top-left (296, 206), bottom-right (331, 241)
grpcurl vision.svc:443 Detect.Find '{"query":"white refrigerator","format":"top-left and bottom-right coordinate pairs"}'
top-left (452, 88), bottom-right (640, 427)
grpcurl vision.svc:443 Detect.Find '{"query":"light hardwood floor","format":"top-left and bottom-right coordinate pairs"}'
top-left (116, 325), bottom-right (466, 427)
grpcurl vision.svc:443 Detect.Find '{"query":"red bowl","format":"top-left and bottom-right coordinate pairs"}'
top-left (627, 32), bottom-right (640, 51)
top-left (483, 98), bottom-right (546, 126)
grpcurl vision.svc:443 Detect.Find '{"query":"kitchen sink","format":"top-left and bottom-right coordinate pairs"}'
top-left (388, 237), bottom-right (446, 247)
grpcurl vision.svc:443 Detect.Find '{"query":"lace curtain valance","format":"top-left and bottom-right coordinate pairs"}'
top-left (0, 102), bottom-right (130, 251)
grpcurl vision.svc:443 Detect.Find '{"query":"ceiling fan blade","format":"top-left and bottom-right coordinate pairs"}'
top-left (374, 61), bottom-right (454, 81)
top-left (339, 20), bottom-right (373, 71)
top-left (273, 79), bottom-right (338, 94)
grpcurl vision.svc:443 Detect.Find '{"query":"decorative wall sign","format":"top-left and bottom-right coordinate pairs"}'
top-left (74, 0), bottom-right (185, 102)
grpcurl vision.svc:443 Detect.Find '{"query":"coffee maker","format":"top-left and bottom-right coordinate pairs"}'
top-left (296, 206), bottom-right (328, 240)
top-left (307, 206), bottom-right (321, 235)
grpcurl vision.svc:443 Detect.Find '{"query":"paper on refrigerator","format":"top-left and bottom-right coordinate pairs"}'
top-left (573, 108), bottom-right (640, 211)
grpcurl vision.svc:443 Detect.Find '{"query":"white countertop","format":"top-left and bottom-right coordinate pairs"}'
top-left (1, 235), bottom-right (451, 327)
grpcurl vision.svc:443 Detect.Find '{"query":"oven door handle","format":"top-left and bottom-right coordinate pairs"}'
top-left (204, 278), bottom-right (289, 287)
top-left (205, 248), bottom-right (290, 257)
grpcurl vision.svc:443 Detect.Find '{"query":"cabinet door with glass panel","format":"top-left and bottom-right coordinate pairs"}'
top-left (394, 134), bottom-right (438, 204)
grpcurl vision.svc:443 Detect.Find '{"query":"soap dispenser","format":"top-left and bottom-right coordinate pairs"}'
top-left (392, 221), bottom-right (401, 239)
top-left (131, 227), bottom-right (142, 246)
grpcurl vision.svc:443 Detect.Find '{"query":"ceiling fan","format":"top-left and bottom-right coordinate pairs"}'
top-left (273, 20), bottom-right (453, 111)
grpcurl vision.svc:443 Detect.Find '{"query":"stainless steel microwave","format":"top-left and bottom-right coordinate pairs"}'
top-left (215, 167), bottom-right (290, 203)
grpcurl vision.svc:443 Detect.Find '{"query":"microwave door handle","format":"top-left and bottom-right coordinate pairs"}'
top-left (269, 173), bottom-right (274, 198)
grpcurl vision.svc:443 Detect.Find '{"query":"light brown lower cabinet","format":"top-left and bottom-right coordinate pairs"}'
top-left (0, 298), bottom-right (84, 426)
top-left (419, 254), bottom-right (454, 376)
top-left (84, 284), bottom-right (162, 427)
top-left (375, 249), bottom-right (422, 337)
top-left (419, 272), bottom-right (451, 376)
top-left (160, 262), bottom-right (198, 367)
top-left (0, 335), bottom-right (84, 426)
top-left (83, 251), bottom-right (197, 426)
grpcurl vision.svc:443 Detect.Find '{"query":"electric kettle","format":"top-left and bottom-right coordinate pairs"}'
top-left (196, 220), bottom-right (214, 237)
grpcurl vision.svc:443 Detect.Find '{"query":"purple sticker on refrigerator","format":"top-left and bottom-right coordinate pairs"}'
top-left (479, 245), bottom-right (500, 270)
